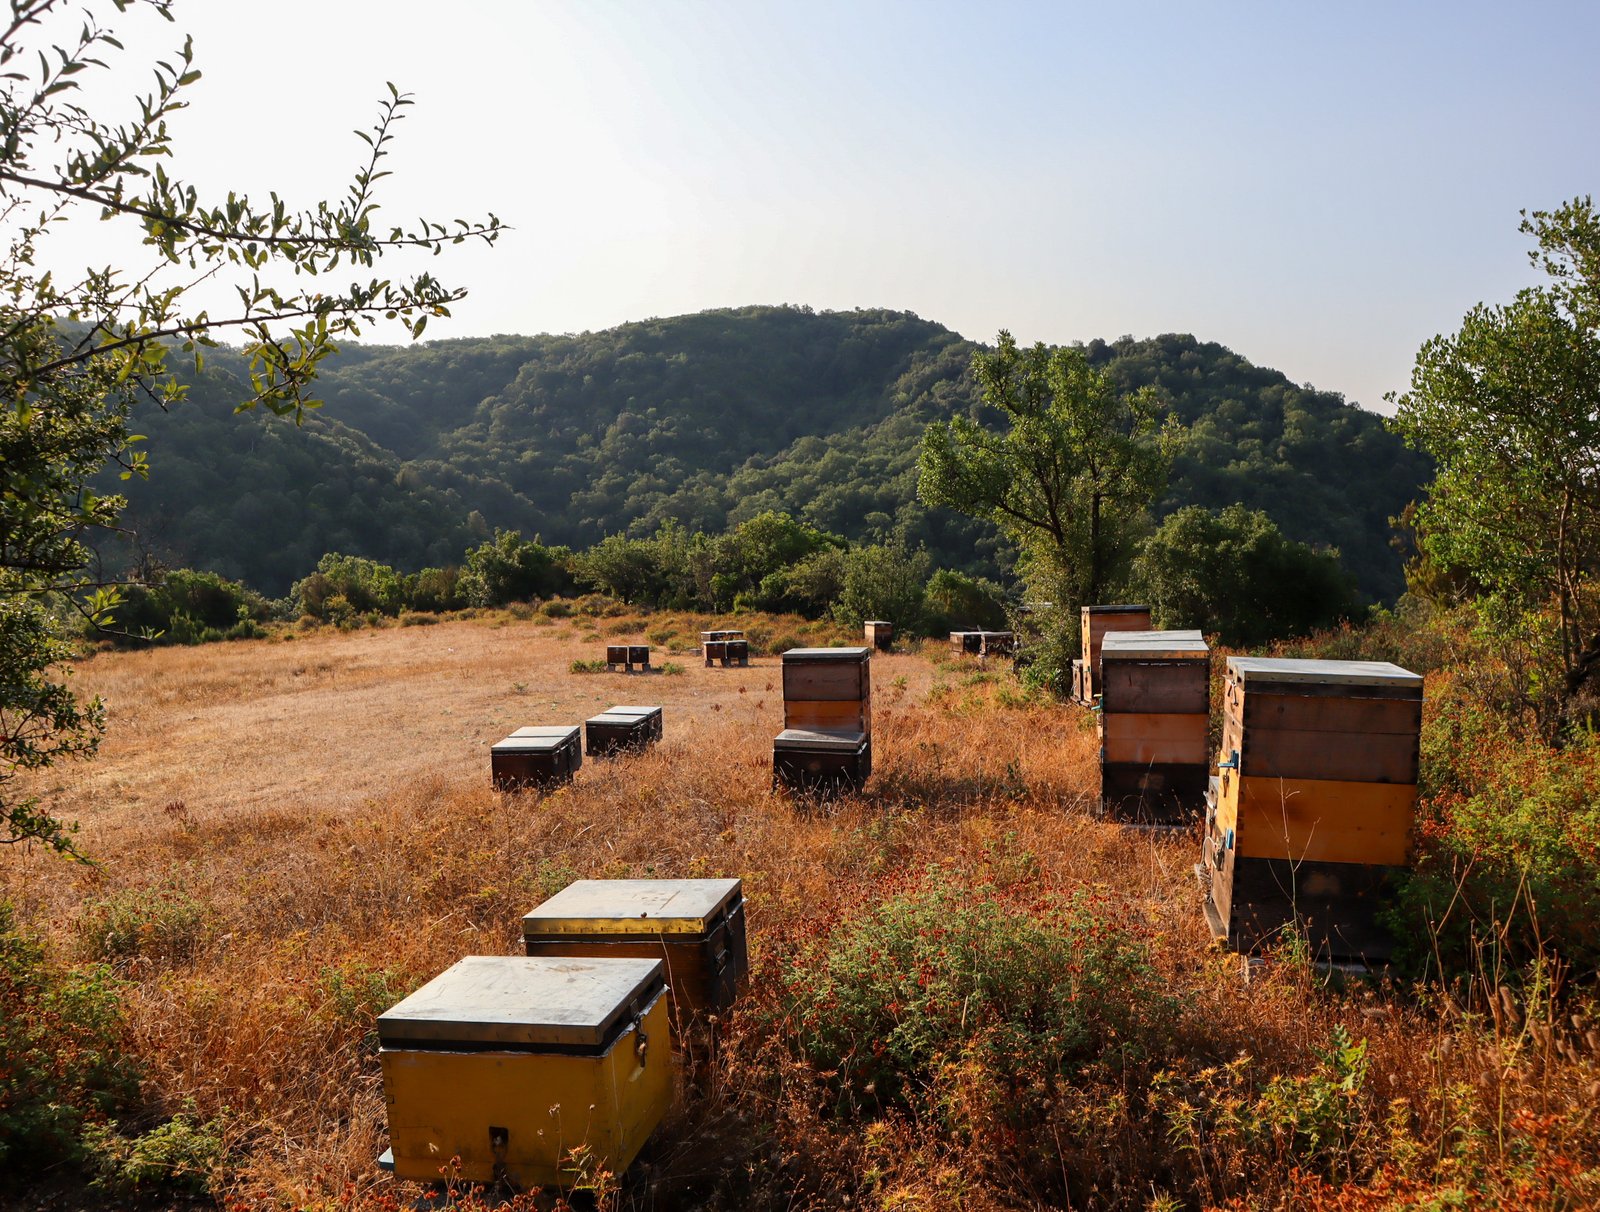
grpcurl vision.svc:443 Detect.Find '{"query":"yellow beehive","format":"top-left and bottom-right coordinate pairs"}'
top-left (1202, 657), bottom-right (1423, 961)
top-left (1098, 630), bottom-right (1209, 823)
top-left (378, 955), bottom-right (672, 1187)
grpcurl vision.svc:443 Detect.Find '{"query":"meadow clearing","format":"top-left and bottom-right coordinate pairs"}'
top-left (3, 611), bottom-right (1596, 1211)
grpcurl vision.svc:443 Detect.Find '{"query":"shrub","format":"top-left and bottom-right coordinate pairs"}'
top-left (0, 902), bottom-right (140, 1174)
top-left (924, 568), bottom-right (1009, 631)
top-left (74, 885), bottom-right (212, 970)
top-left (399, 610), bottom-right (439, 626)
top-left (659, 661), bottom-right (686, 676)
top-left (85, 1108), bottom-right (226, 1198)
top-left (573, 593), bottom-right (627, 618)
top-left (292, 552), bottom-right (407, 620)
top-left (105, 568), bottom-right (274, 647)
top-left (569, 658), bottom-right (607, 674)
top-left (458, 531), bottom-right (575, 607)
top-left (540, 598), bottom-right (573, 619)
top-left (406, 565), bottom-right (467, 613)
top-left (782, 869), bottom-right (1181, 1114)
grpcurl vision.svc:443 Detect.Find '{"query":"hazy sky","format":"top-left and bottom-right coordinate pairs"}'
top-left (51, 1), bottom-right (1600, 413)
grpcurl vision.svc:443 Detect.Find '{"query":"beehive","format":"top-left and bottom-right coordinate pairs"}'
top-left (1079, 605), bottom-right (1153, 700)
top-left (950, 631), bottom-right (983, 654)
top-left (522, 879), bottom-right (748, 1018)
top-left (604, 645), bottom-right (650, 672)
top-left (491, 726), bottom-right (581, 790)
top-left (864, 620), bottom-right (893, 651)
top-left (701, 630), bottom-right (746, 667)
top-left (585, 705), bottom-right (663, 757)
top-left (378, 955), bottom-right (671, 1187)
top-left (1202, 657), bottom-right (1423, 962)
top-left (774, 646), bottom-right (871, 790)
top-left (949, 630), bottom-right (1012, 657)
top-left (1099, 630), bottom-right (1209, 824)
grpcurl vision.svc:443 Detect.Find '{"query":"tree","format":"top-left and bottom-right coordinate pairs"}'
top-left (1130, 504), bottom-right (1359, 647)
top-left (1388, 199), bottom-right (1600, 687)
top-left (830, 543), bottom-right (930, 630)
top-left (918, 331), bottom-right (1176, 622)
top-left (0, 0), bottom-right (501, 851)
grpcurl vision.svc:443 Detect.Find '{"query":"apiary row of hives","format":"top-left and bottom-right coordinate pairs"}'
top-left (379, 878), bottom-right (748, 1189)
top-left (491, 706), bottom-right (663, 790)
top-left (1074, 604), bottom-right (1424, 965)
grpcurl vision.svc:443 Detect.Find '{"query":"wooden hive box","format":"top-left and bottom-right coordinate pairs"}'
top-left (585, 705), bottom-right (664, 757)
top-left (1079, 605), bottom-right (1153, 698)
top-left (605, 644), bottom-right (628, 670)
top-left (701, 630), bottom-right (744, 666)
top-left (491, 726), bottom-right (582, 791)
top-left (1099, 630), bottom-right (1210, 824)
top-left (724, 638), bottom-right (749, 666)
top-left (1202, 657), bottom-right (1423, 962)
top-left (864, 620), bottom-right (893, 651)
top-left (775, 646), bottom-right (872, 790)
top-left (522, 878), bottom-right (748, 1019)
top-left (979, 630), bottom-right (1015, 657)
top-left (377, 955), bottom-right (671, 1187)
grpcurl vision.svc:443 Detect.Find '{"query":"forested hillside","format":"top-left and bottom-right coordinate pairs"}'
top-left (110, 306), bottom-right (1428, 598)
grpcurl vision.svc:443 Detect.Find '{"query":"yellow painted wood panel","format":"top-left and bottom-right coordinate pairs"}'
top-left (1101, 712), bottom-right (1209, 765)
top-left (785, 699), bottom-right (870, 732)
top-left (381, 993), bottom-right (671, 1187)
top-left (1219, 771), bottom-right (1415, 866)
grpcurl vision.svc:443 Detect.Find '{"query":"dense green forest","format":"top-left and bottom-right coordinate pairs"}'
top-left (105, 306), bottom-right (1429, 599)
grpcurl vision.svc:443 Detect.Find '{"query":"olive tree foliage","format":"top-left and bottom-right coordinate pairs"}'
top-left (1388, 199), bottom-right (1600, 706)
top-left (0, 0), bottom-right (502, 852)
top-left (917, 331), bottom-right (1175, 622)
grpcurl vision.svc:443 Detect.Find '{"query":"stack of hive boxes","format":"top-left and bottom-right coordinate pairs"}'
top-left (1201, 657), bottom-right (1423, 962)
top-left (1073, 604), bottom-right (1153, 704)
top-left (701, 630), bottom-right (748, 667)
top-left (1099, 629), bottom-right (1210, 824)
top-left (864, 620), bottom-right (893, 651)
top-left (773, 646), bottom-right (872, 791)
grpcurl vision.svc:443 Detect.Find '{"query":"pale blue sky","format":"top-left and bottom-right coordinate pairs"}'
top-left (62, 1), bottom-right (1600, 413)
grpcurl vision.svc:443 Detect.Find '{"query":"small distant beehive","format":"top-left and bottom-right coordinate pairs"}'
top-left (1202, 657), bottom-right (1423, 962)
top-left (491, 725), bottom-right (581, 791)
top-left (950, 631), bottom-right (983, 655)
top-left (377, 955), bottom-right (671, 1187)
top-left (1098, 630), bottom-right (1209, 824)
top-left (979, 631), bottom-right (1015, 657)
top-left (701, 630), bottom-right (747, 667)
top-left (864, 620), bottom-right (893, 651)
top-left (585, 705), bottom-right (664, 757)
top-left (603, 644), bottom-right (650, 672)
top-left (774, 646), bottom-right (871, 790)
top-left (522, 878), bottom-right (748, 1018)
top-left (1079, 604), bottom-right (1153, 701)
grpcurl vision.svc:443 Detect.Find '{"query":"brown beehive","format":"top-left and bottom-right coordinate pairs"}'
top-left (521, 878), bottom-right (748, 1019)
top-left (585, 705), bottom-right (663, 757)
top-left (701, 630), bottom-right (746, 667)
top-left (605, 645), bottom-right (650, 672)
top-left (1099, 630), bottom-right (1209, 824)
top-left (864, 620), bottom-right (893, 651)
top-left (1201, 657), bottom-right (1423, 962)
top-left (377, 956), bottom-right (671, 1187)
top-left (774, 646), bottom-right (871, 790)
top-left (491, 725), bottom-right (581, 791)
top-left (1079, 604), bottom-right (1153, 700)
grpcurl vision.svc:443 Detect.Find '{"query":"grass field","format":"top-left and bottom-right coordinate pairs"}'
top-left (4, 613), bottom-right (1597, 1210)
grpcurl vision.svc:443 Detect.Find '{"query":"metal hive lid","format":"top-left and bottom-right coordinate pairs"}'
top-left (508, 725), bottom-right (580, 739)
top-left (1101, 630), bottom-right (1208, 658)
top-left (522, 878), bottom-right (742, 936)
top-left (605, 705), bottom-right (661, 718)
top-left (377, 955), bottom-right (663, 1049)
top-left (493, 734), bottom-right (572, 753)
top-left (1081, 604), bottom-right (1150, 615)
top-left (774, 726), bottom-right (868, 751)
top-left (781, 646), bottom-right (872, 661)
top-left (1226, 656), bottom-right (1423, 689)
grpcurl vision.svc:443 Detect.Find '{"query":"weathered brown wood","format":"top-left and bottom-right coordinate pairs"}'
top-left (1080, 605), bottom-right (1153, 674)
top-left (865, 621), bottom-right (893, 651)
top-left (1232, 690), bottom-right (1423, 734)
top-left (1239, 725), bottom-right (1419, 784)
top-left (1101, 762), bottom-right (1207, 824)
top-left (1099, 661), bottom-right (1209, 714)
top-left (773, 736), bottom-right (871, 792)
top-left (702, 640), bottom-right (727, 666)
top-left (1223, 857), bottom-right (1402, 962)
top-left (1101, 712), bottom-right (1209, 765)
top-left (785, 699), bottom-right (869, 732)
top-left (725, 639), bottom-right (749, 666)
top-left (783, 661), bottom-right (868, 701)
top-left (491, 729), bottom-right (582, 791)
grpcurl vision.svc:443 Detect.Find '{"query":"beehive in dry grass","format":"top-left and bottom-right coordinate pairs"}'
top-left (949, 630), bottom-right (1013, 657)
top-left (1077, 605), bottom-right (1153, 702)
top-left (865, 620), bottom-right (893, 651)
top-left (774, 646), bottom-right (871, 791)
top-left (377, 955), bottom-right (671, 1187)
top-left (1201, 657), bottom-right (1423, 962)
top-left (584, 705), bottom-right (663, 757)
top-left (701, 630), bottom-right (748, 667)
top-left (604, 644), bottom-right (651, 672)
top-left (1099, 629), bottom-right (1209, 824)
top-left (521, 878), bottom-right (748, 1019)
top-left (490, 725), bottom-right (581, 790)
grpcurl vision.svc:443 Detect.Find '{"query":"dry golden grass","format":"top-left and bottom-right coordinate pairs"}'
top-left (4, 616), bottom-right (1597, 1210)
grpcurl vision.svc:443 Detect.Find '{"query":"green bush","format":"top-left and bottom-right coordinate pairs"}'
top-left (85, 1108), bottom-right (226, 1197)
top-left (105, 568), bottom-right (274, 647)
top-left (924, 568), bottom-right (1009, 631)
top-left (569, 658), bottom-right (607, 674)
top-left (541, 598), bottom-right (573, 618)
top-left (292, 552), bottom-right (407, 620)
top-left (0, 901), bottom-right (140, 1173)
top-left (74, 885), bottom-right (213, 970)
top-left (459, 531), bottom-right (574, 607)
top-left (783, 870), bottom-right (1181, 1114)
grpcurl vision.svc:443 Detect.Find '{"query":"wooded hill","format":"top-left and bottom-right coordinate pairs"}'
top-left (110, 306), bottom-right (1430, 599)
